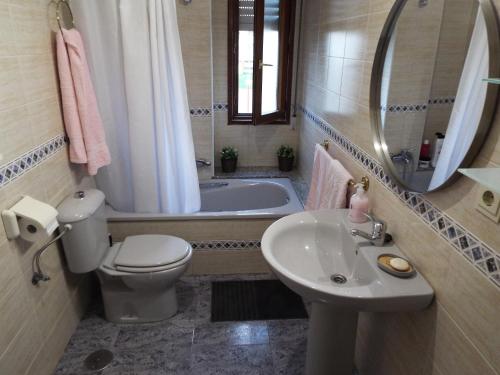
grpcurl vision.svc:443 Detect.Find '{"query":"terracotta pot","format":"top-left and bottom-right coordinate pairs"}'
top-left (221, 158), bottom-right (237, 173)
top-left (278, 156), bottom-right (294, 172)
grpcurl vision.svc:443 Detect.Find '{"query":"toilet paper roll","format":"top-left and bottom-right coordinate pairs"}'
top-left (18, 217), bottom-right (59, 242)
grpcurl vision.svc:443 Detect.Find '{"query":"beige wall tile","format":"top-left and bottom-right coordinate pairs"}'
top-left (177, 0), bottom-right (214, 175)
top-left (0, 313), bottom-right (43, 375)
top-left (0, 240), bottom-right (30, 354)
top-left (327, 21), bottom-right (347, 58)
top-left (177, 0), bottom-right (212, 109)
top-left (0, 3), bottom-right (15, 57)
top-left (109, 218), bottom-right (275, 242)
top-left (18, 53), bottom-right (58, 103)
top-left (191, 250), bottom-right (272, 275)
top-left (0, 1), bottom-right (92, 373)
top-left (340, 58), bottom-right (364, 101)
top-left (27, 96), bottom-right (64, 142)
top-left (344, 16), bottom-right (368, 60)
top-left (431, 303), bottom-right (497, 375)
top-left (0, 57), bottom-right (24, 111)
top-left (327, 57), bottom-right (343, 94)
top-left (0, 105), bottom-right (35, 162)
top-left (26, 296), bottom-right (82, 375)
top-left (9, 2), bottom-right (51, 55)
top-left (191, 116), bottom-right (215, 179)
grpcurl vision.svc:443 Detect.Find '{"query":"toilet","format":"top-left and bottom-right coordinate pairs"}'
top-left (57, 189), bottom-right (192, 323)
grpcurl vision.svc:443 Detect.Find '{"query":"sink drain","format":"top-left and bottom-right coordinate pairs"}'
top-left (330, 274), bottom-right (347, 284)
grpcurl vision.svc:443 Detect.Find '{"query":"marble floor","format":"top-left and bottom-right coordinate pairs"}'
top-left (54, 275), bottom-right (309, 375)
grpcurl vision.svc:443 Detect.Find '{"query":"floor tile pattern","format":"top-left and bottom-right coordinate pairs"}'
top-left (54, 275), bottom-right (309, 375)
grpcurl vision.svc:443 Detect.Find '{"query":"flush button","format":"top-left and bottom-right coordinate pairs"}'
top-left (74, 191), bottom-right (85, 199)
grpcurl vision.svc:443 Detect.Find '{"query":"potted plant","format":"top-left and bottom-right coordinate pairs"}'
top-left (277, 145), bottom-right (295, 172)
top-left (220, 146), bottom-right (238, 173)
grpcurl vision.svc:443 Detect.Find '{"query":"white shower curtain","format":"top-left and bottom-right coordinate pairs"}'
top-left (72, 0), bottom-right (201, 213)
top-left (429, 9), bottom-right (488, 190)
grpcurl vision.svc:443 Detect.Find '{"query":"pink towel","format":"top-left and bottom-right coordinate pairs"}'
top-left (56, 28), bottom-right (111, 176)
top-left (305, 144), bottom-right (353, 210)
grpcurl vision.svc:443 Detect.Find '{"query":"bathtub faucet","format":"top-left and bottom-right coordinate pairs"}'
top-left (196, 159), bottom-right (212, 167)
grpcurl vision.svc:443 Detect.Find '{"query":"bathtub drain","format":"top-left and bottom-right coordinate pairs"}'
top-left (330, 274), bottom-right (347, 284)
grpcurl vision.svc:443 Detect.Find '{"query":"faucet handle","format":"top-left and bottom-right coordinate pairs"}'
top-left (364, 212), bottom-right (385, 227)
top-left (364, 213), bottom-right (387, 240)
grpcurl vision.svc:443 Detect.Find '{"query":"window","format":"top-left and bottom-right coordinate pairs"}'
top-left (228, 0), bottom-right (296, 125)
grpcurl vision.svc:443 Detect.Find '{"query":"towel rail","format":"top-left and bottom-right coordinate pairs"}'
top-left (348, 176), bottom-right (370, 191)
top-left (319, 140), bottom-right (369, 190)
top-left (321, 139), bottom-right (330, 150)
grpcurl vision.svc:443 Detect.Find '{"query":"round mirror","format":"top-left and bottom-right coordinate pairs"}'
top-left (371, 0), bottom-right (500, 193)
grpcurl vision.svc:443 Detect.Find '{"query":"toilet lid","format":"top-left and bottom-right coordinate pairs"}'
top-left (114, 235), bottom-right (191, 268)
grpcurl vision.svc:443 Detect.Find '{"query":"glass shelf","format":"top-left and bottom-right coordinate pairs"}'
top-left (482, 78), bottom-right (500, 84)
top-left (458, 168), bottom-right (500, 193)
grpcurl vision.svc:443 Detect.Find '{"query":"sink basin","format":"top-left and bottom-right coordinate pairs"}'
top-left (261, 209), bottom-right (434, 375)
top-left (261, 209), bottom-right (434, 311)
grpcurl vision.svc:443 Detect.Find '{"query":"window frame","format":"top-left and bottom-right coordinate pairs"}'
top-left (227, 0), bottom-right (296, 125)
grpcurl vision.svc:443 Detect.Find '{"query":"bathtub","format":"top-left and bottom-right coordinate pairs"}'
top-left (106, 178), bottom-right (304, 221)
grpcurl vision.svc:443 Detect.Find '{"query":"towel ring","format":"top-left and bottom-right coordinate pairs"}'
top-left (50, 0), bottom-right (74, 31)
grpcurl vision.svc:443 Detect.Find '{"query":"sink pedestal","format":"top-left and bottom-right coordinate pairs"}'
top-left (305, 302), bottom-right (358, 375)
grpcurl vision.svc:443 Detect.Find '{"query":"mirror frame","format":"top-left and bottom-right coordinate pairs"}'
top-left (370, 0), bottom-right (500, 193)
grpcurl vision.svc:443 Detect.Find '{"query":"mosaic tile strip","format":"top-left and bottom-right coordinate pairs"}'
top-left (189, 104), bottom-right (229, 116)
top-left (190, 104), bottom-right (229, 116)
top-left (190, 107), bottom-right (212, 117)
top-left (380, 96), bottom-right (455, 113)
top-left (298, 105), bottom-right (500, 289)
top-left (190, 239), bottom-right (261, 251)
top-left (0, 134), bottom-right (67, 189)
top-left (213, 103), bottom-right (229, 112)
top-left (381, 102), bottom-right (429, 113)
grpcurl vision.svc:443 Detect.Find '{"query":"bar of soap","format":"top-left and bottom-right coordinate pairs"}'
top-left (389, 258), bottom-right (410, 272)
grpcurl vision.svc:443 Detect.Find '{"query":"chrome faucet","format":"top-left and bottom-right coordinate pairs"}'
top-left (391, 149), bottom-right (413, 165)
top-left (351, 213), bottom-right (389, 247)
top-left (196, 159), bottom-right (212, 167)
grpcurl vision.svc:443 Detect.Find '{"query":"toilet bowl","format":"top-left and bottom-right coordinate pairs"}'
top-left (57, 189), bottom-right (192, 323)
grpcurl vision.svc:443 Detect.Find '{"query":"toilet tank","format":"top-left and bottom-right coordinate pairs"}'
top-left (58, 189), bottom-right (109, 273)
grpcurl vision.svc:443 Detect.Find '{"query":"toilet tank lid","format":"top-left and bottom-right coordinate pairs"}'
top-left (57, 189), bottom-right (106, 223)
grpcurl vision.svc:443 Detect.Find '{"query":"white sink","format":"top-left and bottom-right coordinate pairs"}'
top-left (261, 209), bottom-right (434, 375)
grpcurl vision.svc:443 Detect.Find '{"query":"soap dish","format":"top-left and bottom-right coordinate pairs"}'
top-left (377, 254), bottom-right (416, 278)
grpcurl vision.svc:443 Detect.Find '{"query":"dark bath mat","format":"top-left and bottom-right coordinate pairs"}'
top-left (211, 280), bottom-right (308, 322)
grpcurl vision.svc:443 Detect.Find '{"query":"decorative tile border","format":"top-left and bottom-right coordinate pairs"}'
top-left (0, 134), bottom-right (67, 189)
top-left (190, 104), bottom-right (228, 117)
top-left (190, 239), bottom-right (261, 251)
top-left (381, 102), bottom-right (429, 113)
top-left (190, 107), bottom-right (212, 117)
top-left (299, 105), bottom-right (500, 288)
top-left (381, 96), bottom-right (455, 113)
top-left (213, 103), bottom-right (228, 112)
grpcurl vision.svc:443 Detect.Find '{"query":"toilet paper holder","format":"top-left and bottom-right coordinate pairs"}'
top-left (2, 196), bottom-right (73, 285)
top-left (2, 196), bottom-right (59, 241)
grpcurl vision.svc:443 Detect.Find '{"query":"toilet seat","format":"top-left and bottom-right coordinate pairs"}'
top-left (101, 235), bottom-right (192, 274)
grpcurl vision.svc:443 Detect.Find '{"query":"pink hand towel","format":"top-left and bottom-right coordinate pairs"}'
top-left (56, 28), bottom-right (111, 176)
top-left (305, 144), bottom-right (353, 210)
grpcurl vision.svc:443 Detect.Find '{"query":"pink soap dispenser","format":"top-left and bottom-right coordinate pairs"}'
top-left (348, 183), bottom-right (370, 223)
